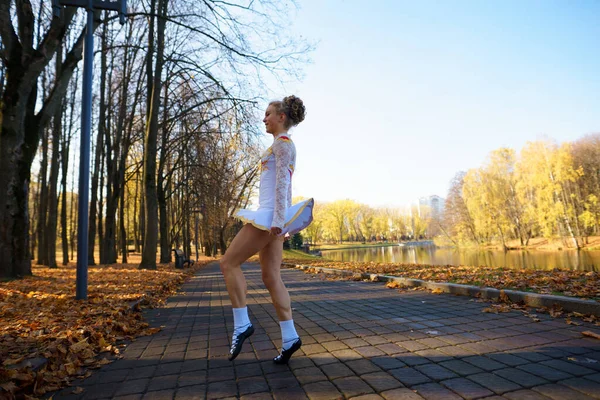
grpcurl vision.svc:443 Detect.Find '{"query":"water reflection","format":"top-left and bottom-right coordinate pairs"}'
top-left (320, 246), bottom-right (600, 271)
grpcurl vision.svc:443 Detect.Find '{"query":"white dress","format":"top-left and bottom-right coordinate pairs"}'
top-left (235, 132), bottom-right (314, 236)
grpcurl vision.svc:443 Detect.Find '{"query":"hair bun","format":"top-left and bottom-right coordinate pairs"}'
top-left (283, 95), bottom-right (306, 126)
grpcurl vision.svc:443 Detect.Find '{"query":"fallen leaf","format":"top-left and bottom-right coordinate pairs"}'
top-left (0, 259), bottom-right (213, 397)
top-left (13, 372), bottom-right (34, 383)
top-left (0, 381), bottom-right (19, 393)
top-left (2, 357), bottom-right (24, 366)
top-left (582, 331), bottom-right (600, 340)
top-left (72, 387), bottom-right (84, 394)
top-left (549, 305), bottom-right (564, 317)
top-left (69, 338), bottom-right (89, 353)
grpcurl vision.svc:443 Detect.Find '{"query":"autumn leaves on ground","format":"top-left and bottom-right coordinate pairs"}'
top-left (0, 256), bottom-right (214, 399)
top-left (285, 257), bottom-right (600, 301)
top-left (3, 254), bottom-right (600, 399)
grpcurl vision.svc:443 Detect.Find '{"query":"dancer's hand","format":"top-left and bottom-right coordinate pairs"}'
top-left (270, 227), bottom-right (282, 236)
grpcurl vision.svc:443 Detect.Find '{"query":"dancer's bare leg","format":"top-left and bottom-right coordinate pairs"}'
top-left (260, 237), bottom-right (301, 362)
top-left (220, 224), bottom-right (272, 308)
top-left (259, 237), bottom-right (291, 320)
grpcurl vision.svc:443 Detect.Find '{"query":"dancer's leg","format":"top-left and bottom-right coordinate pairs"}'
top-left (221, 224), bottom-right (273, 361)
top-left (220, 224), bottom-right (272, 308)
top-left (259, 237), bottom-right (291, 320)
top-left (260, 238), bottom-right (300, 355)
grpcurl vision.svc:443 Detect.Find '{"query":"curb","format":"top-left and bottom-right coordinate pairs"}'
top-left (283, 263), bottom-right (600, 317)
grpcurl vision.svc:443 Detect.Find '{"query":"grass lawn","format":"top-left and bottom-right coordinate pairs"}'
top-left (282, 249), bottom-right (322, 260)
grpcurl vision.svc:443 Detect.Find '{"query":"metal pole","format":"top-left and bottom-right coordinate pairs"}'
top-left (76, 5), bottom-right (94, 300)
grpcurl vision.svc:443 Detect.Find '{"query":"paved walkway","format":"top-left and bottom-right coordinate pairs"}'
top-left (56, 262), bottom-right (600, 400)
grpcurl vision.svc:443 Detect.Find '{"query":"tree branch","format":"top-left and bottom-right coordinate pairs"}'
top-left (28, 6), bottom-right (77, 80)
top-left (36, 17), bottom-right (99, 130)
top-left (15, 0), bottom-right (34, 54)
top-left (0, 1), bottom-right (19, 60)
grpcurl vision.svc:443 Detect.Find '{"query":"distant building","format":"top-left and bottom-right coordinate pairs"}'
top-left (418, 195), bottom-right (445, 220)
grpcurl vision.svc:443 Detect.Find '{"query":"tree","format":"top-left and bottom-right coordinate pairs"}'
top-left (325, 200), bottom-right (350, 243)
top-left (291, 233), bottom-right (303, 249)
top-left (571, 133), bottom-right (600, 237)
top-left (139, 0), bottom-right (167, 269)
top-left (0, 3), bottom-right (99, 278)
top-left (45, 42), bottom-right (63, 268)
top-left (463, 149), bottom-right (521, 250)
top-left (303, 200), bottom-right (323, 244)
top-left (443, 171), bottom-right (480, 244)
top-left (517, 140), bottom-right (583, 248)
top-left (1, 0), bottom-right (312, 276)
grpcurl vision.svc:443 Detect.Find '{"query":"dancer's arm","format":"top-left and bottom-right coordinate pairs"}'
top-left (271, 137), bottom-right (293, 234)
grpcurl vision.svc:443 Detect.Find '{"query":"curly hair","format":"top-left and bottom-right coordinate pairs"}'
top-left (270, 95), bottom-right (306, 129)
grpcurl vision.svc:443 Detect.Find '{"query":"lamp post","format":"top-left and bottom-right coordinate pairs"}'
top-left (52, 0), bottom-right (127, 300)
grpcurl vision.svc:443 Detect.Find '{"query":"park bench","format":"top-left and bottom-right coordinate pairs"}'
top-left (172, 249), bottom-right (194, 269)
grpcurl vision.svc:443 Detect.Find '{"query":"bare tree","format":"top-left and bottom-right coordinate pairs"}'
top-left (0, 1), bottom-right (102, 278)
top-left (46, 42), bottom-right (63, 268)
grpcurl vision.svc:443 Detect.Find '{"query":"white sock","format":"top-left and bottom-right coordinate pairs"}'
top-left (233, 307), bottom-right (251, 336)
top-left (280, 319), bottom-right (299, 351)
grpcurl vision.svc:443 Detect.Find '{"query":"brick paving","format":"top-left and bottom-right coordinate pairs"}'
top-left (53, 262), bottom-right (600, 400)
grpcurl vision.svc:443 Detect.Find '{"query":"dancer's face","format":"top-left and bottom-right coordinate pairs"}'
top-left (263, 104), bottom-right (286, 135)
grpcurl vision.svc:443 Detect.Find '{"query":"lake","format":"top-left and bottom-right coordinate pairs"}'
top-left (319, 245), bottom-right (600, 271)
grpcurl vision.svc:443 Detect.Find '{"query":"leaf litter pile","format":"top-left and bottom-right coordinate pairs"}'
top-left (284, 258), bottom-right (600, 301)
top-left (0, 260), bottom-right (212, 399)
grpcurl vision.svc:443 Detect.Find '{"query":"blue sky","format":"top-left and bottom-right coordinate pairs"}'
top-left (262, 0), bottom-right (600, 208)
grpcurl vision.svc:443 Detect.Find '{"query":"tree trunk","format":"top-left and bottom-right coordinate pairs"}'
top-left (98, 149), bottom-right (105, 259)
top-left (89, 23), bottom-right (109, 266)
top-left (102, 38), bottom-right (118, 265)
top-left (69, 172), bottom-right (76, 260)
top-left (37, 125), bottom-right (48, 265)
top-left (219, 228), bottom-right (226, 256)
top-left (46, 45), bottom-right (63, 268)
top-left (0, 3), bottom-right (85, 278)
top-left (158, 184), bottom-right (169, 262)
top-left (139, 182), bottom-right (145, 251)
top-left (133, 172), bottom-right (140, 252)
top-left (60, 134), bottom-right (70, 266)
top-left (60, 72), bottom-right (77, 266)
top-left (204, 240), bottom-right (211, 257)
top-left (70, 153), bottom-right (77, 261)
top-left (140, 0), bottom-right (167, 269)
top-left (194, 215), bottom-right (200, 261)
top-left (119, 187), bottom-right (128, 263)
top-left (0, 104), bottom-right (35, 277)
top-left (0, 38), bottom-right (39, 277)
top-left (157, 77), bottom-right (170, 263)
top-left (30, 182), bottom-right (38, 260)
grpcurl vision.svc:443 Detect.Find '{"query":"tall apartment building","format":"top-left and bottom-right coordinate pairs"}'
top-left (418, 195), bottom-right (445, 220)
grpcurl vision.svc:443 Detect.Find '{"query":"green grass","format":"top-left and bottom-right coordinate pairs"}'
top-left (283, 249), bottom-right (322, 260)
